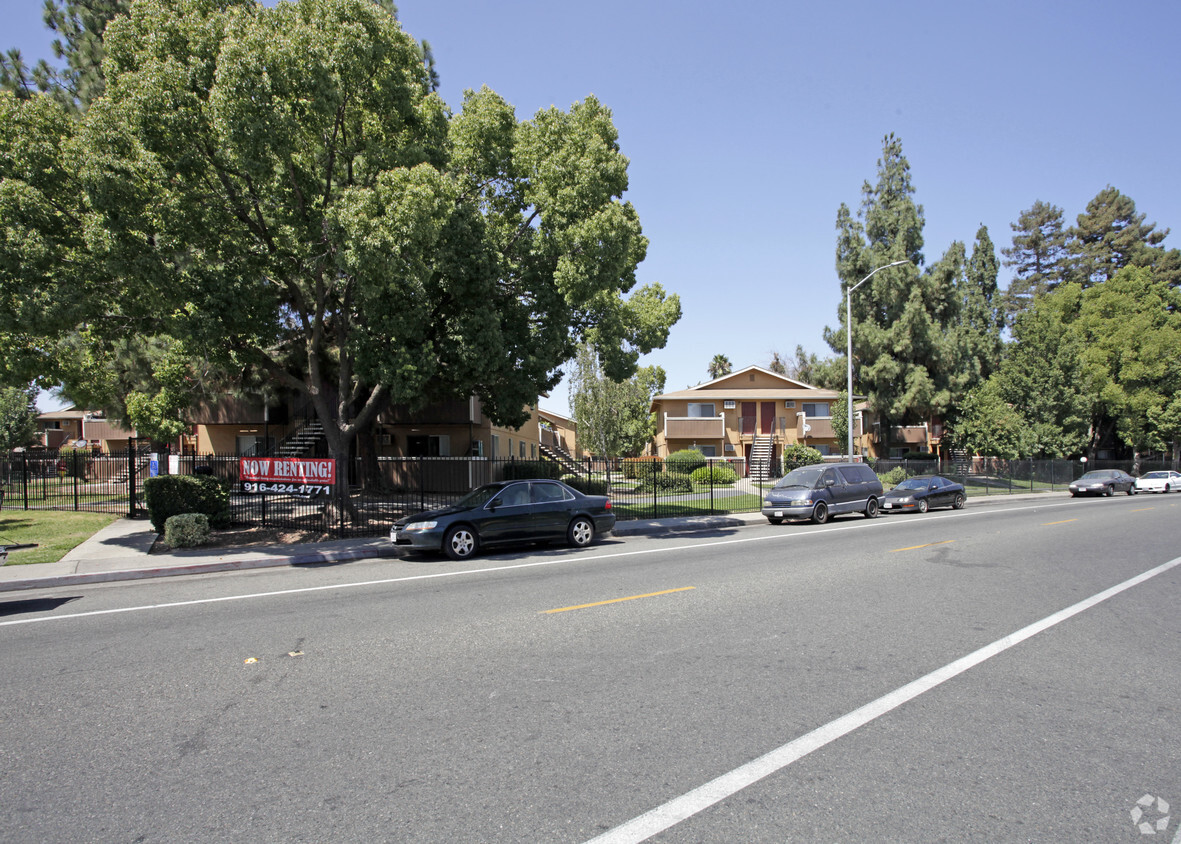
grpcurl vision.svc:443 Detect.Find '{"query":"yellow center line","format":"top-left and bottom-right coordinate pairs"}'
top-left (890, 540), bottom-right (955, 553)
top-left (542, 587), bottom-right (696, 614)
top-left (1042, 518), bottom-right (1078, 526)
top-left (1130, 508), bottom-right (1154, 512)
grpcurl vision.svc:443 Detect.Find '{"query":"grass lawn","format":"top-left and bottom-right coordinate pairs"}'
top-left (0, 510), bottom-right (118, 566)
top-left (614, 492), bottom-right (763, 521)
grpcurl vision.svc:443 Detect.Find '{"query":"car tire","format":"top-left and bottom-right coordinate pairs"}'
top-left (864, 498), bottom-right (879, 519)
top-left (1127, 486), bottom-right (1136, 495)
top-left (443, 525), bottom-right (478, 561)
top-left (952, 492), bottom-right (965, 510)
top-left (567, 516), bottom-right (595, 548)
top-left (767, 517), bottom-right (783, 525)
top-left (1105, 485), bottom-right (1114, 497)
top-left (811, 501), bottom-right (829, 525)
top-left (917, 498), bottom-right (929, 513)
top-left (1166, 484), bottom-right (1171, 493)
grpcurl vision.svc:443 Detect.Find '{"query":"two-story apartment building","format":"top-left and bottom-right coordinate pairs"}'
top-left (650, 366), bottom-right (852, 477)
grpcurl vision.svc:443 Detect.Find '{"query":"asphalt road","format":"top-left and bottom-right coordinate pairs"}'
top-left (1, 495), bottom-right (1179, 843)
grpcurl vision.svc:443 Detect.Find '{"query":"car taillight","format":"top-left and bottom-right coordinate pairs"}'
top-left (604, 500), bottom-right (612, 509)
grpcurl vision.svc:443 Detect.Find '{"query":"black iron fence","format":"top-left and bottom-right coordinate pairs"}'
top-left (3, 448), bottom-right (1175, 537)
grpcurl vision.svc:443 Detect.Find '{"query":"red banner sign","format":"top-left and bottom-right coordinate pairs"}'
top-left (239, 458), bottom-right (336, 485)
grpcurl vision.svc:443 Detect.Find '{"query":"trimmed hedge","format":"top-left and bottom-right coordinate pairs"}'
top-left (782, 443), bottom-right (824, 472)
top-left (501, 459), bottom-right (562, 480)
top-left (690, 463), bottom-right (738, 485)
top-left (621, 456), bottom-right (662, 479)
top-left (877, 467), bottom-right (907, 486)
top-left (144, 474), bottom-right (231, 534)
top-left (638, 471), bottom-right (693, 494)
top-left (665, 449), bottom-right (707, 474)
top-left (561, 474), bottom-right (610, 495)
top-left (164, 513), bottom-right (211, 548)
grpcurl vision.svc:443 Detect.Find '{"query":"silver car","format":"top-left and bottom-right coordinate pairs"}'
top-left (1134, 470), bottom-right (1181, 493)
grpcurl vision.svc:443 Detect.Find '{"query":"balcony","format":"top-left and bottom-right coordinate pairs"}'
top-left (798, 416), bottom-right (835, 439)
top-left (664, 414), bottom-right (725, 440)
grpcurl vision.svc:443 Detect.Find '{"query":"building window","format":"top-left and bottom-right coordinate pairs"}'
top-left (408, 435), bottom-right (450, 457)
top-left (802, 402), bottom-right (830, 418)
top-left (697, 445), bottom-right (717, 457)
top-left (686, 402), bottom-right (716, 417)
top-left (530, 443), bottom-right (536, 459)
top-left (519, 440), bottom-right (526, 459)
top-left (815, 444), bottom-right (831, 455)
top-left (491, 435), bottom-right (499, 458)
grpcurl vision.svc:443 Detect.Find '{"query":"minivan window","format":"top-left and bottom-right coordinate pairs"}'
top-left (773, 466), bottom-right (824, 490)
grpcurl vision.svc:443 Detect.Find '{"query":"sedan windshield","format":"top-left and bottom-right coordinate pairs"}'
top-left (1078, 471), bottom-right (1112, 481)
top-left (1144, 471), bottom-right (1168, 479)
top-left (773, 466), bottom-right (824, 490)
top-left (453, 484), bottom-right (503, 509)
top-left (893, 478), bottom-right (929, 491)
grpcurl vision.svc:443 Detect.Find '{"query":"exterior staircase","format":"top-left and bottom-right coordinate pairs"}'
top-left (749, 436), bottom-right (774, 480)
top-left (540, 443), bottom-right (583, 476)
top-left (274, 418), bottom-right (326, 458)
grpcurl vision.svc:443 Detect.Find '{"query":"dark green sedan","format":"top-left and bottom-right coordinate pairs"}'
top-left (390, 479), bottom-right (615, 560)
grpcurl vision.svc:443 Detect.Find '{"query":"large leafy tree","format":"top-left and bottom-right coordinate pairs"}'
top-left (1000, 200), bottom-right (1071, 321)
top-left (784, 345), bottom-right (844, 389)
top-left (569, 344), bottom-right (666, 457)
top-left (1071, 266), bottom-right (1181, 470)
top-left (0, 385), bottom-right (40, 451)
top-left (2, 0), bottom-right (680, 506)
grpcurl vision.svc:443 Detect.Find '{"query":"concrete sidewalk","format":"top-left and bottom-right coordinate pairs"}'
top-left (0, 490), bottom-right (1063, 593)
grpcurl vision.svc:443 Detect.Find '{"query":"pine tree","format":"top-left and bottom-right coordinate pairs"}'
top-left (1001, 200), bottom-right (1070, 321)
top-left (1069, 186), bottom-right (1167, 287)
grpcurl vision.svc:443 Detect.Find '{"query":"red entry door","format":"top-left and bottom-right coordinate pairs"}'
top-left (760, 402), bottom-right (775, 435)
top-left (741, 402), bottom-right (756, 436)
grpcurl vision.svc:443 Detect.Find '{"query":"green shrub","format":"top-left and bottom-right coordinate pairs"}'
top-left (782, 444), bottom-right (824, 472)
top-left (690, 463), bottom-right (738, 485)
top-left (144, 474), bottom-right (231, 534)
top-left (501, 459), bottom-right (562, 480)
top-left (877, 467), bottom-right (906, 486)
top-left (638, 471), bottom-right (693, 494)
top-left (622, 456), bottom-right (662, 479)
top-left (164, 513), bottom-right (211, 548)
top-left (58, 446), bottom-right (90, 480)
top-left (665, 448), bottom-right (707, 474)
top-left (561, 474), bottom-right (610, 495)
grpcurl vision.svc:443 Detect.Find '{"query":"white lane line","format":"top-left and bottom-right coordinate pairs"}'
top-left (0, 499), bottom-right (1081, 629)
top-left (586, 555), bottom-right (1181, 844)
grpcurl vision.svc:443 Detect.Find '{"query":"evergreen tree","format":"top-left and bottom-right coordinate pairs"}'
top-left (0, 0), bottom-right (131, 112)
top-left (959, 225), bottom-right (1003, 384)
top-left (825, 134), bottom-right (947, 441)
top-left (1001, 200), bottom-right (1070, 321)
top-left (1068, 186), bottom-right (1168, 287)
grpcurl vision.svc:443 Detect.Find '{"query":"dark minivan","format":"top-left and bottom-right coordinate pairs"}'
top-left (762, 462), bottom-right (884, 524)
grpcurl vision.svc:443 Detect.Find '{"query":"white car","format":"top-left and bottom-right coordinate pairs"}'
top-left (1134, 470), bottom-right (1181, 493)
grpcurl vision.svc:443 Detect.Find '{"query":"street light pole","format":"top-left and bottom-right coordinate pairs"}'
top-left (846, 259), bottom-right (910, 460)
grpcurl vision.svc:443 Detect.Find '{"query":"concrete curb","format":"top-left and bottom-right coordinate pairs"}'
top-left (0, 546), bottom-right (405, 592)
top-left (0, 491), bottom-right (1069, 593)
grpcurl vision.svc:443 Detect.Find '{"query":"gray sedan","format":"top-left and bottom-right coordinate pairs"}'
top-left (1069, 469), bottom-right (1137, 497)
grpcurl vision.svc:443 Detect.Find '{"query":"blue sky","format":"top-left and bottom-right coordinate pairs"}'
top-left (9, 0), bottom-right (1181, 416)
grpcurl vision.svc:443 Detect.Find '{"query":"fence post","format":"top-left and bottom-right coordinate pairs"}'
top-left (22, 451), bottom-right (29, 510)
top-left (127, 438), bottom-right (137, 518)
top-left (709, 461), bottom-right (715, 514)
top-left (418, 456), bottom-right (425, 512)
top-left (73, 450), bottom-right (79, 511)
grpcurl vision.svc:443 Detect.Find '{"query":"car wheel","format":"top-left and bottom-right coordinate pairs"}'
top-left (811, 501), bottom-right (829, 525)
top-left (952, 492), bottom-right (965, 510)
top-left (917, 498), bottom-right (929, 513)
top-left (1166, 484), bottom-right (1171, 493)
top-left (1105, 485), bottom-right (1114, 497)
top-left (443, 525), bottom-right (478, 561)
top-left (864, 498), bottom-right (879, 519)
top-left (767, 517), bottom-right (783, 525)
top-left (567, 516), bottom-right (595, 548)
top-left (1127, 486), bottom-right (1136, 495)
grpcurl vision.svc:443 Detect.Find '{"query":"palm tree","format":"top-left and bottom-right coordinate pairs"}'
top-left (708, 354), bottom-right (733, 380)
